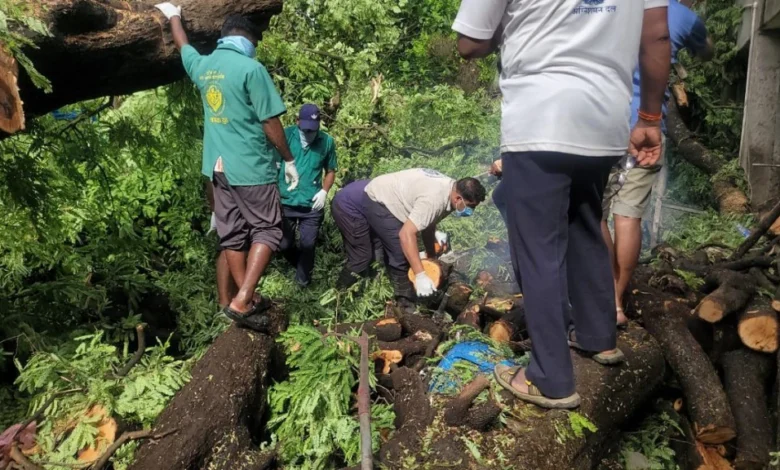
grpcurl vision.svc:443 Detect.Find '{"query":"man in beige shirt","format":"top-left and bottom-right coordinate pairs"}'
top-left (336, 168), bottom-right (486, 311)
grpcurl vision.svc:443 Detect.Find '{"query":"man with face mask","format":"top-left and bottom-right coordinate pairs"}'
top-left (362, 169), bottom-right (486, 311)
top-left (277, 104), bottom-right (338, 287)
top-left (155, 4), bottom-right (300, 332)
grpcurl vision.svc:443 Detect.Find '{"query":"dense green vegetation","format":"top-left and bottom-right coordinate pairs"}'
top-left (0, 0), bottom-right (750, 468)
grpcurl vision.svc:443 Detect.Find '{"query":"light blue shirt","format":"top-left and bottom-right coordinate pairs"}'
top-left (630, 0), bottom-right (709, 131)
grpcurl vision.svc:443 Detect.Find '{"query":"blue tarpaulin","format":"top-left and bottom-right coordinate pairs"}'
top-left (428, 341), bottom-right (523, 394)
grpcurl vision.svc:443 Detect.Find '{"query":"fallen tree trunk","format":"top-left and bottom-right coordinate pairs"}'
top-left (129, 307), bottom-right (287, 470)
top-left (4, 0), bottom-right (283, 133)
top-left (722, 349), bottom-right (774, 470)
top-left (640, 296), bottom-right (736, 444)
top-left (666, 102), bottom-right (749, 214)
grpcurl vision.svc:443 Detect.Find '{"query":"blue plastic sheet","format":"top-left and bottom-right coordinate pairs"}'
top-left (428, 341), bottom-right (522, 394)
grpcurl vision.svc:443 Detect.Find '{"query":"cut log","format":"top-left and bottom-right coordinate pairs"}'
top-left (376, 331), bottom-right (434, 360)
top-left (445, 281), bottom-right (473, 315)
top-left (695, 271), bottom-right (755, 323)
top-left (0, 49), bottom-right (24, 134)
top-left (407, 259), bottom-right (444, 289)
top-left (488, 319), bottom-right (515, 343)
top-left (456, 301), bottom-right (482, 330)
top-left (320, 318), bottom-right (402, 342)
top-left (443, 376), bottom-right (490, 426)
top-left (129, 307), bottom-right (287, 470)
top-left (722, 349), bottom-right (774, 470)
top-left (6, 0), bottom-right (283, 132)
top-left (641, 298), bottom-right (736, 444)
top-left (773, 283), bottom-right (780, 313)
top-left (666, 102), bottom-right (749, 214)
top-left (737, 301), bottom-right (779, 353)
top-left (397, 314), bottom-right (441, 338)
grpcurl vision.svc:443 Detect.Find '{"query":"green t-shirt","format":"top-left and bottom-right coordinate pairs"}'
top-left (181, 43), bottom-right (286, 186)
top-left (278, 126), bottom-right (338, 208)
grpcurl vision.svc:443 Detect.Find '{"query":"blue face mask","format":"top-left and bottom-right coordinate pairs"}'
top-left (453, 199), bottom-right (474, 218)
top-left (218, 36), bottom-right (257, 58)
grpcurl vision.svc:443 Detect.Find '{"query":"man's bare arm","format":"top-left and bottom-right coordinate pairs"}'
top-left (263, 117), bottom-right (295, 162)
top-left (456, 28), bottom-right (502, 60)
top-left (169, 16), bottom-right (189, 50)
top-left (400, 221), bottom-right (424, 275)
top-left (323, 170), bottom-right (336, 192)
top-left (638, 7), bottom-right (671, 116)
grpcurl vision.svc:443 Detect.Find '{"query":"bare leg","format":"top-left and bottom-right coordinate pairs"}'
top-left (601, 220), bottom-right (627, 324)
top-left (216, 251), bottom-right (237, 308)
top-left (612, 215), bottom-right (642, 323)
top-left (229, 243), bottom-right (273, 313)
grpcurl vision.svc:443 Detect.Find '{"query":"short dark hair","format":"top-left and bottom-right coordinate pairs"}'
top-left (221, 15), bottom-right (258, 41)
top-left (456, 178), bottom-right (486, 205)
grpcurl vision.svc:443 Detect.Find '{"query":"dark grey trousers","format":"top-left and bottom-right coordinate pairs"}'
top-left (502, 151), bottom-right (620, 398)
top-left (212, 172), bottom-right (283, 252)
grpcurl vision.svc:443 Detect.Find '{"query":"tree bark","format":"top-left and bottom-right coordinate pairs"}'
top-left (5, 0), bottom-right (282, 134)
top-left (722, 349), bottom-right (774, 470)
top-left (640, 296), bottom-right (736, 444)
top-left (129, 307), bottom-right (287, 470)
top-left (665, 102), bottom-right (749, 214)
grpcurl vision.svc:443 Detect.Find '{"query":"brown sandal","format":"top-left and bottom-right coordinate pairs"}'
top-left (494, 364), bottom-right (581, 409)
top-left (567, 330), bottom-right (625, 365)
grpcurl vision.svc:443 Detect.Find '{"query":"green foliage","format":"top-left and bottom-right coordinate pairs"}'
top-left (268, 325), bottom-right (394, 469)
top-left (0, 0), bottom-right (52, 91)
top-left (13, 331), bottom-right (190, 468)
top-left (619, 407), bottom-right (683, 470)
top-left (663, 211), bottom-right (752, 253)
top-left (554, 411), bottom-right (598, 444)
top-left (674, 269), bottom-right (705, 290)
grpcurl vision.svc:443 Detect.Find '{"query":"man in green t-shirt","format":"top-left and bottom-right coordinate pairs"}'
top-left (277, 104), bottom-right (337, 287)
top-left (155, 3), bottom-right (300, 332)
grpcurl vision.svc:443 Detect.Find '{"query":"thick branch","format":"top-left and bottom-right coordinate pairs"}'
top-left (733, 199), bottom-right (780, 259)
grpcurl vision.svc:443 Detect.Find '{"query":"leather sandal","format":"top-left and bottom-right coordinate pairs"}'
top-left (494, 364), bottom-right (581, 409)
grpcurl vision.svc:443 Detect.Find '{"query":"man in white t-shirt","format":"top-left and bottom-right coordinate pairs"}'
top-left (363, 169), bottom-right (486, 311)
top-left (454, 0), bottom-right (670, 409)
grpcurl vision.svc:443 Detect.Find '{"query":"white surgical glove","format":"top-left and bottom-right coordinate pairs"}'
top-left (419, 250), bottom-right (428, 260)
top-left (208, 212), bottom-right (217, 234)
top-left (435, 230), bottom-right (448, 246)
top-left (415, 272), bottom-right (436, 298)
top-left (311, 189), bottom-right (327, 211)
top-left (284, 161), bottom-right (300, 192)
top-left (154, 2), bottom-right (181, 19)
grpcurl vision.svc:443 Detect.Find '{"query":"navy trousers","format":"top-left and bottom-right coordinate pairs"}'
top-left (279, 205), bottom-right (324, 286)
top-left (502, 151), bottom-right (620, 398)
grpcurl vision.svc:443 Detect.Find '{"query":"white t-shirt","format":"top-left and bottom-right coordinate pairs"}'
top-left (365, 169), bottom-right (454, 231)
top-left (453, 0), bottom-right (668, 157)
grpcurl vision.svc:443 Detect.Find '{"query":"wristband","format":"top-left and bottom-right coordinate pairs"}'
top-left (638, 110), bottom-right (662, 122)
